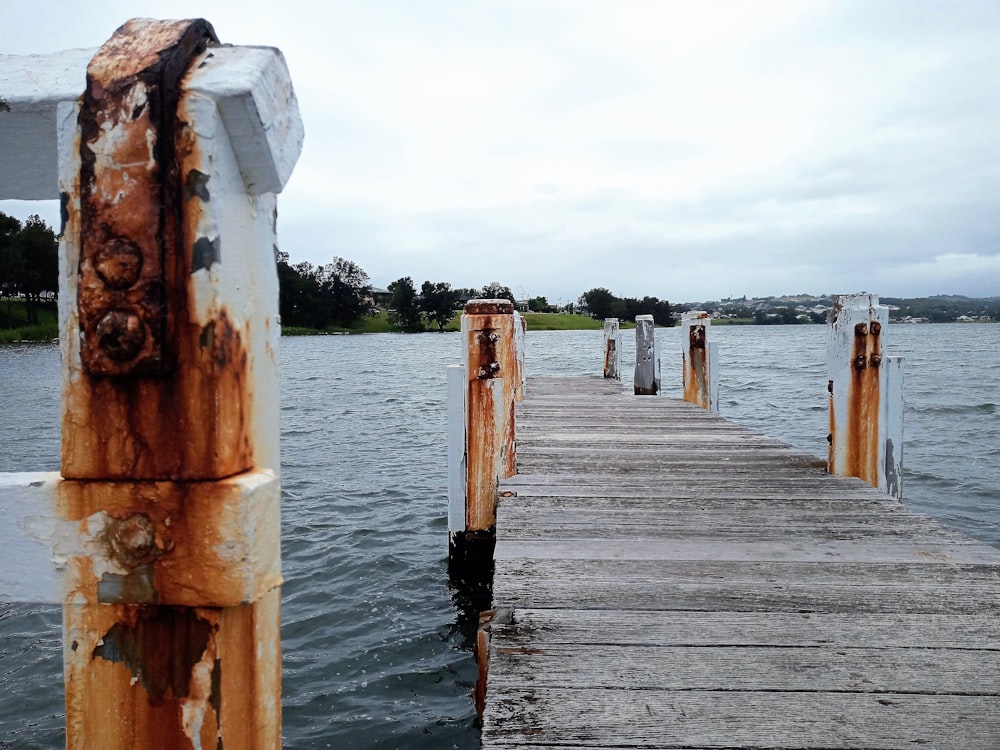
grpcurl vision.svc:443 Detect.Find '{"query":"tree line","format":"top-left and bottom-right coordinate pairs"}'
top-left (578, 287), bottom-right (674, 326)
top-left (0, 212), bottom-right (59, 326)
top-left (0, 213), bottom-right (676, 335)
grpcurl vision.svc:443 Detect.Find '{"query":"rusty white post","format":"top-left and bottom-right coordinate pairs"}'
top-left (0, 18), bottom-right (302, 749)
top-left (460, 300), bottom-right (516, 533)
top-left (827, 293), bottom-right (904, 498)
top-left (633, 314), bottom-right (659, 395)
top-left (603, 318), bottom-right (622, 380)
top-left (681, 310), bottom-right (719, 412)
top-left (513, 309), bottom-right (527, 401)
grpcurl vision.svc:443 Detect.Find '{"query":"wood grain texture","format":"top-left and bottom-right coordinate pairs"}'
top-left (483, 376), bottom-right (1000, 749)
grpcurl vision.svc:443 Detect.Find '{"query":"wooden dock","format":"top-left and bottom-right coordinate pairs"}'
top-left (482, 375), bottom-right (1000, 749)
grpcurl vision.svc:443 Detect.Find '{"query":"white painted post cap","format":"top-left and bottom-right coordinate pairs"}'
top-left (0, 41), bottom-right (303, 199)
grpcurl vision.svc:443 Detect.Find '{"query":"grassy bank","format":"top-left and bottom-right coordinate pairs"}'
top-left (281, 310), bottom-right (611, 335)
top-left (0, 300), bottom-right (58, 343)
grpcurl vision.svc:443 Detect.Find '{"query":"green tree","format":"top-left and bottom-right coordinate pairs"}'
top-left (387, 276), bottom-right (423, 332)
top-left (528, 296), bottom-right (552, 313)
top-left (277, 252), bottom-right (325, 328)
top-left (0, 213), bottom-right (23, 318)
top-left (579, 287), bottom-right (616, 320)
top-left (276, 252), bottom-right (372, 329)
top-left (420, 280), bottom-right (461, 331)
top-left (316, 256), bottom-right (372, 326)
top-left (0, 213), bottom-right (58, 325)
top-left (480, 281), bottom-right (515, 302)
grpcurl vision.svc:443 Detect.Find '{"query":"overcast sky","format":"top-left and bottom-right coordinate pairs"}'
top-left (3, 0), bottom-right (999, 303)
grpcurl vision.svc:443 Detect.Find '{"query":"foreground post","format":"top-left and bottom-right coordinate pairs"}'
top-left (827, 293), bottom-right (904, 498)
top-left (454, 300), bottom-right (516, 536)
top-left (681, 311), bottom-right (719, 412)
top-left (603, 318), bottom-right (622, 380)
top-left (633, 315), bottom-right (659, 395)
top-left (0, 18), bottom-right (302, 748)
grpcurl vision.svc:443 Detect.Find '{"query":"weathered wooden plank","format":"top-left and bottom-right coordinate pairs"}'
top-left (509, 536), bottom-right (998, 559)
top-left (482, 690), bottom-right (1000, 748)
top-left (496, 509), bottom-right (991, 545)
top-left (493, 609), bottom-right (1000, 649)
top-left (493, 558), bottom-right (1000, 614)
top-left (501, 476), bottom-right (883, 499)
top-left (488, 643), bottom-right (1000, 694)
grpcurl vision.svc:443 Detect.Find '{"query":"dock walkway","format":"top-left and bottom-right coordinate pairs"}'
top-left (482, 375), bottom-right (1000, 749)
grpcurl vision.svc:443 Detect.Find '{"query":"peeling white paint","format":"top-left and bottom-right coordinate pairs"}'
top-left (180, 641), bottom-right (217, 750)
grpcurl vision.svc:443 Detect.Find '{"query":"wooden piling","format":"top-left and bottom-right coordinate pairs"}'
top-left (603, 318), bottom-right (621, 380)
top-left (633, 315), bottom-right (659, 395)
top-left (681, 311), bottom-right (719, 412)
top-left (459, 300), bottom-right (517, 532)
top-left (0, 19), bottom-right (302, 748)
top-left (827, 293), bottom-right (904, 498)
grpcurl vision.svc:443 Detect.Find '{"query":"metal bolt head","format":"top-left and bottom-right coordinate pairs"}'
top-left (94, 239), bottom-right (144, 290)
top-left (870, 353), bottom-right (882, 368)
top-left (854, 322), bottom-right (868, 336)
top-left (95, 309), bottom-right (146, 361)
top-left (870, 321), bottom-right (882, 336)
top-left (106, 513), bottom-right (160, 568)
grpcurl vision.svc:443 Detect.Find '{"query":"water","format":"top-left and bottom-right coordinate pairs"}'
top-left (1, 323), bottom-right (998, 747)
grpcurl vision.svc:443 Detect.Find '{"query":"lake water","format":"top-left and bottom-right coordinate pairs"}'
top-left (1, 322), bottom-right (998, 748)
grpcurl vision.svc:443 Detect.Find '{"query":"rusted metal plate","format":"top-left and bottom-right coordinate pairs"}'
top-left (77, 18), bottom-right (218, 377)
top-left (63, 587), bottom-right (281, 750)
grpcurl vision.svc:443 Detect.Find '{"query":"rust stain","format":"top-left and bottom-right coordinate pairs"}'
top-left (63, 306), bottom-right (254, 480)
top-left (683, 323), bottom-right (708, 408)
top-left (474, 626), bottom-right (489, 719)
top-left (844, 317), bottom-right (881, 484)
top-left (92, 607), bottom-right (215, 705)
top-left (466, 377), bottom-right (500, 532)
top-left (65, 602), bottom-right (223, 749)
top-left (603, 337), bottom-right (616, 378)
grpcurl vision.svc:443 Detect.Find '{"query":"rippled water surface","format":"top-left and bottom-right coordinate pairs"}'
top-left (1, 322), bottom-right (997, 748)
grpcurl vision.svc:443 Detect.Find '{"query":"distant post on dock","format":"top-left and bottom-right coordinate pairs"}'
top-left (0, 18), bottom-right (302, 748)
top-left (513, 310), bottom-right (527, 401)
top-left (681, 311), bottom-right (720, 412)
top-left (603, 318), bottom-right (622, 380)
top-left (827, 293), bottom-right (904, 498)
top-left (449, 300), bottom-right (518, 568)
top-left (633, 314), bottom-right (660, 395)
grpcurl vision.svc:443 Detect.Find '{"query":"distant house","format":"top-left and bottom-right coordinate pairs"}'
top-left (370, 287), bottom-right (391, 308)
